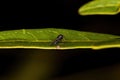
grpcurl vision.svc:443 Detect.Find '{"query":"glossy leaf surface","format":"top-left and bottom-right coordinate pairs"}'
top-left (79, 0), bottom-right (120, 15)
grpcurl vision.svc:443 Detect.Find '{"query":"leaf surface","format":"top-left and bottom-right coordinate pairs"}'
top-left (79, 0), bottom-right (120, 15)
top-left (0, 28), bottom-right (119, 50)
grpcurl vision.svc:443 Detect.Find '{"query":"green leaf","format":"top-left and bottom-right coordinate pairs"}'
top-left (0, 28), bottom-right (119, 50)
top-left (78, 0), bottom-right (120, 15)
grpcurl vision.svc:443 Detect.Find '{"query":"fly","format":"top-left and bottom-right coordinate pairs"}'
top-left (51, 34), bottom-right (63, 46)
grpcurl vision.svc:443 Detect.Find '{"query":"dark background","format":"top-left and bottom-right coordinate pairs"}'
top-left (0, 0), bottom-right (120, 80)
top-left (0, 0), bottom-right (120, 35)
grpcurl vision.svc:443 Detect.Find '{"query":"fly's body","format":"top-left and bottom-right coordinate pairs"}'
top-left (51, 34), bottom-right (63, 45)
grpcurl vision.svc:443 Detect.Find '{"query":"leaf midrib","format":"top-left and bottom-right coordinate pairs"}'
top-left (0, 39), bottom-right (115, 42)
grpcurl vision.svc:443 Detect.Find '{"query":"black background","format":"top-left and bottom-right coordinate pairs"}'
top-left (0, 0), bottom-right (120, 79)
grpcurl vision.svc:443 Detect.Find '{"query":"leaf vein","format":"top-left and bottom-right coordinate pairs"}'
top-left (26, 32), bottom-right (38, 41)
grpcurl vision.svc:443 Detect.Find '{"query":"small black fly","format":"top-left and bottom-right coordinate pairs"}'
top-left (51, 34), bottom-right (63, 45)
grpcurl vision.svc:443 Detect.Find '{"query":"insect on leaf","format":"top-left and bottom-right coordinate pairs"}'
top-left (0, 28), bottom-right (119, 50)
